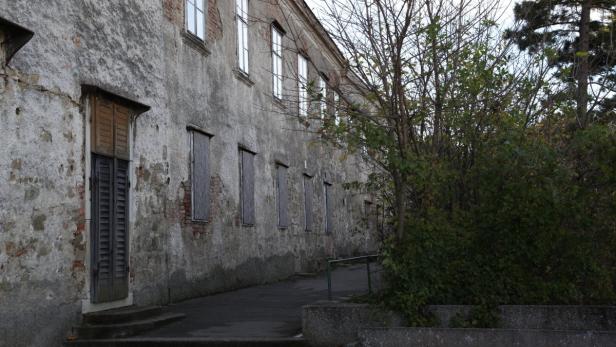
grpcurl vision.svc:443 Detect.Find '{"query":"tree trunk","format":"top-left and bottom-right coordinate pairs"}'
top-left (577, 0), bottom-right (591, 127)
top-left (393, 171), bottom-right (406, 241)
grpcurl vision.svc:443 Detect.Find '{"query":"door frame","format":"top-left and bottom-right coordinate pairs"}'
top-left (81, 88), bottom-right (149, 313)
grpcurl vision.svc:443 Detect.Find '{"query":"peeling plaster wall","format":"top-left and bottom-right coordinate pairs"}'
top-left (0, 1), bottom-right (377, 346)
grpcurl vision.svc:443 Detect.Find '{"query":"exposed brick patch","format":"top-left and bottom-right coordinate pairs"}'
top-left (180, 175), bottom-right (224, 236)
top-left (208, 0), bottom-right (223, 41)
top-left (163, 0), bottom-right (183, 26)
top-left (72, 260), bottom-right (85, 271)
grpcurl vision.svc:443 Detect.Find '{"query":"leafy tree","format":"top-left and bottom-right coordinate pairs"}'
top-left (506, 0), bottom-right (616, 126)
top-left (311, 0), bottom-right (544, 240)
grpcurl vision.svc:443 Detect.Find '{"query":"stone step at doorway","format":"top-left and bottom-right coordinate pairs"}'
top-left (66, 305), bottom-right (186, 342)
top-left (64, 337), bottom-right (309, 347)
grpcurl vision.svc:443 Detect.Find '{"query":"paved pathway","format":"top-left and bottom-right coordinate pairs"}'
top-left (138, 263), bottom-right (380, 339)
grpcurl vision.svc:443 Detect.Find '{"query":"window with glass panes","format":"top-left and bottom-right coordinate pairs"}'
top-left (319, 77), bottom-right (327, 118)
top-left (272, 26), bottom-right (283, 99)
top-left (186, 0), bottom-right (205, 40)
top-left (298, 54), bottom-right (308, 116)
top-left (236, 0), bottom-right (249, 74)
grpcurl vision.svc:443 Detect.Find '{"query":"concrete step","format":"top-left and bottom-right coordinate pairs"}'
top-left (65, 337), bottom-right (309, 347)
top-left (84, 305), bottom-right (164, 325)
top-left (74, 312), bottom-right (186, 340)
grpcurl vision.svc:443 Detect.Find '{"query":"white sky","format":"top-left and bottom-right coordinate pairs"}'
top-left (305, 0), bottom-right (516, 30)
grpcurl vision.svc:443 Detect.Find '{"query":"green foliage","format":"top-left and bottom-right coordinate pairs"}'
top-left (381, 123), bottom-right (616, 326)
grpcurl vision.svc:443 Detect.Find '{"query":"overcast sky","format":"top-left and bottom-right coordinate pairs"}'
top-left (305, 0), bottom-right (517, 30)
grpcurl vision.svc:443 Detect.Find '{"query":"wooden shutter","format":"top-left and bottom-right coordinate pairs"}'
top-left (92, 97), bottom-right (115, 157)
top-left (304, 175), bottom-right (313, 231)
top-left (114, 104), bottom-right (130, 160)
top-left (241, 150), bottom-right (255, 225)
top-left (112, 159), bottom-right (129, 299)
top-left (277, 165), bottom-right (289, 228)
top-left (324, 182), bottom-right (333, 233)
top-left (192, 132), bottom-right (211, 221)
top-left (92, 155), bottom-right (114, 303)
top-left (92, 95), bottom-right (131, 160)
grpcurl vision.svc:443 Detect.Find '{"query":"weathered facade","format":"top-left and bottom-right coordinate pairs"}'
top-left (0, 1), bottom-right (377, 346)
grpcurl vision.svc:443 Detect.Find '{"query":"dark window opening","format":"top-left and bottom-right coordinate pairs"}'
top-left (240, 149), bottom-right (255, 226)
top-left (324, 182), bottom-right (333, 233)
top-left (276, 164), bottom-right (289, 229)
top-left (304, 174), bottom-right (313, 231)
top-left (191, 131), bottom-right (211, 221)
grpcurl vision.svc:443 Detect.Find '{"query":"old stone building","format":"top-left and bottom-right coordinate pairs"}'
top-left (0, 1), bottom-right (377, 346)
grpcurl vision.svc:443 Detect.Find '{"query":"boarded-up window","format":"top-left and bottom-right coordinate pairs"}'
top-left (324, 182), bottom-right (333, 233)
top-left (276, 164), bottom-right (289, 229)
top-left (191, 131), bottom-right (211, 221)
top-left (304, 174), bottom-right (313, 231)
top-left (92, 97), bottom-right (130, 160)
top-left (364, 200), bottom-right (375, 230)
top-left (240, 149), bottom-right (255, 225)
top-left (376, 204), bottom-right (384, 235)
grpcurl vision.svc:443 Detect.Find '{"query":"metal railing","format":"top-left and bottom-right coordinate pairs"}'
top-left (326, 254), bottom-right (379, 300)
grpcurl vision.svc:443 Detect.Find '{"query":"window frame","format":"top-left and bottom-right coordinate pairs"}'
top-left (185, 0), bottom-right (206, 41)
top-left (236, 0), bottom-right (249, 75)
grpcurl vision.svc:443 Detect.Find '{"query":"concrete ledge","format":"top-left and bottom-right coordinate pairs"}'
top-left (430, 305), bottom-right (616, 330)
top-left (357, 327), bottom-right (616, 347)
top-left (302, 302), bottom-right (405, 347)
top-left (303, 303), bottom-right (616, 347)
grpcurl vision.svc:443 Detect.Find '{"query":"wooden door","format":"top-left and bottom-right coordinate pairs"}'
top-left (90, 95), bottom-right (130, 303)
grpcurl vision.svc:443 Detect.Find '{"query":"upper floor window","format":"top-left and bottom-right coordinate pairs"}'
top-left (333, 91), bottom-right (340, 125)
top-left (298, 54), bottom-right (308, 117)
top-left (319, 77), bottom-right (327, 118)
top-left (236, 0), bottom-right (249, 74)
top-left (186, 0), bottom-right (205, 40)
top-left (272, 26), bottom-right (283, 100)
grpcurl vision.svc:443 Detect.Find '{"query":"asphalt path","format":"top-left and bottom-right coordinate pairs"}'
top-left (139, 263), bottom-right (381, 338)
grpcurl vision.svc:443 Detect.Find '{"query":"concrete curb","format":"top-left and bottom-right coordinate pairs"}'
top-left (357, 327), bottom-right (616, 347)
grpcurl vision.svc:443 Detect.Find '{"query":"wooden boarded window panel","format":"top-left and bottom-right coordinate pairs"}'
top-left (304, 174), bottom-right (313, 231)
top-left (192, 132), bottom-right (211, 221)
top-left (276, 165), bottom-right (289, 228)
top-left (93, 97), bottom-right (115, 157)
top-left (324, 182), bottom-right (333, 234)
top-left (92, 95), bottom-right (131, 159)
top-left (240, 150), bottom-right (255, 226)
top-left (364, 200), bottom-right (375, 230)
top-left (114, 104), bottom-right (130, 160)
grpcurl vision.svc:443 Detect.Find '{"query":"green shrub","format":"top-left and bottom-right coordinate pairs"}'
top-left (381, 124), bottom-right (616, 326)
